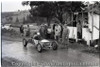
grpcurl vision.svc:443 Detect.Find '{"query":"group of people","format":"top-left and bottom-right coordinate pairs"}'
top-left (20, 21), bottom-right (70, 46)
top-left (52, 21), bottom-right (70, 46)
top-left (39, 21), bottom-right (70, 46)
top-left (20, 25), bottom-right (30, 37)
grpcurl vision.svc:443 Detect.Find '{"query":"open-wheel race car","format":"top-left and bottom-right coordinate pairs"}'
top-left (22, 32), bottom-right (58, 53)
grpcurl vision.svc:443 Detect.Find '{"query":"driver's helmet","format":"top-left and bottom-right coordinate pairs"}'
top-left (37, 32), bottom-right (40, 35)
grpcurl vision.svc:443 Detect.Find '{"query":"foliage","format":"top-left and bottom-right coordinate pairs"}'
top-left (22, 1), bottom-right (86, 24)
top-left (16, 17), bottom-right (19, 22)
top-left (23, 17), bottom-right (26, 24)
top-left (93, 2), bottom-right (100, 14)
top-left (87, 1), bottom-right (100, 15)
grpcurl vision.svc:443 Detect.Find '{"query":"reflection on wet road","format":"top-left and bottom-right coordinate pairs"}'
top-left (2, 40), bottom-right (100, 67)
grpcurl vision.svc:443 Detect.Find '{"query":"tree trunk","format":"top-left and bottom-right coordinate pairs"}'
top-left (57, 14), bottom-right (63, 24)
top-left (59, 17), bottom-right (63, 24)
top-left (47, 17), bottom-right (51, 26)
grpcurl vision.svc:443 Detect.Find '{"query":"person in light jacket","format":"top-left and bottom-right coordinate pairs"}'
top-left (62, 23), bottom-right (70, 47)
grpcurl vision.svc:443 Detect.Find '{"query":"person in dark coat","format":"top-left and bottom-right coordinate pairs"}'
top-left (59, 23), bottom-right (63, 38)
top-left (77, 20), bottom-right (82, 39)
top-left (52, 21), bottom-right (57, 39)
top-left (20, 24), bottom-right (24, 36)
top-left (26, 25), bottom-right (30, 37)
top-left (39, 24), bottom-right (48, 39)
top-left (53, 21), bottom-right (57, 31)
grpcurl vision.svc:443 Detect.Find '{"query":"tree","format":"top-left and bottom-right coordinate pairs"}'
top-left (9, 16), bottom-right (13, 21)
top-left (16, 17), bottom-right (19, 22)
top-left (6, 16), bottom-right (13, 23)
top-left (22, 1), bottom-right (86, 24)
top-left (23, 17), bottom-right (26, 24)
top-left (88, 1), bottom-right (100, 14)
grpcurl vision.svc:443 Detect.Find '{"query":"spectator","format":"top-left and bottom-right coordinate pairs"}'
top-left (55, 23), bottom-right (61, 41)
top-left (39, 24), bottom-right (47, 39)
top-left (44, 24), bottom-right (48, 39)
top-left (59, 23), bottom-right (63, 38)
top-left (20, 24), bottom-right (24, 36)
top-left (77, 20), bottom-right (82, 39)
top-left (52, 21), bottom-right (57, 39)
top-left (53, 21), bottom-right (57, 31)
top-left (62, 23), bottom-right (70, 47)
top-left (39, 25), bottom-right (44, 38)
top-left (26, 25), bottom-right (30, 36)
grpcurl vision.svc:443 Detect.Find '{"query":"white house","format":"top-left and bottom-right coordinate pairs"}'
top-left (67, 12), bottom-right (99, 46)
top-left (84, 12), bottom-right (99, 46)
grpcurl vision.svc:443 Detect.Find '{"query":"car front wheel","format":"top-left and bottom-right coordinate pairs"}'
top-left (37, 43), bottom-right (42, 53)
top-left (23, 39), bottom-right (27, 47)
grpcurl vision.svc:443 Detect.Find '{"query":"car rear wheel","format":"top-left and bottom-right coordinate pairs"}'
top-left (23, 39), bottom-right (27, 47)
top-left (37, 43), bottom-right (42, 53)
top-left (52, 42), bottom-right (58, 50)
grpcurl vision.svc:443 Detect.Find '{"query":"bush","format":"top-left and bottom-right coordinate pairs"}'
top-left (2, 28), bottom-right (20, 37)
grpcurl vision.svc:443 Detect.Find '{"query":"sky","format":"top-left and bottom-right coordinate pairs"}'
top-left (2, 1), bottom-right (31, 12)
top-left (1, 0), bottom-right (96, 12)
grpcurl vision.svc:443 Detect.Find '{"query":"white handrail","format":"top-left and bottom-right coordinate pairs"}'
top-left (93, 25), bottom-right (99, 31)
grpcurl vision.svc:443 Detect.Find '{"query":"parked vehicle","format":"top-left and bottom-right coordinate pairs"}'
top-left (2, 24), bottom-right (12, 30)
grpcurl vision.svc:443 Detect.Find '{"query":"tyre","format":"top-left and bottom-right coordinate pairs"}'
top-left (37, 43), bottom-right (42, 53)
top-left (23, 39), bottom-right (28, 47)
top-left (52, 42), bottom-right (58, 50)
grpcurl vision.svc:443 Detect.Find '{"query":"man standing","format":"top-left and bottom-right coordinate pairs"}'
top-left (52, 21), bottom-right (57, 39)
top-left (39, 24), bottom-right (48, 39)
top-left (20, 24), bottom-right (24, 36)
top-left (53, 21), bottom-right (57, 31)
top-left (62, 23), bottom-right (70, 47)
top-left (26, 25), bottom-right (30, 37)
top-left (77, 20), bottom-right (82, 39)
top-left (55, 22), bottom-right (61, 41)
top-left (59, 23), bottom-right (63, 39)
top-left (39, 25), bottom-right (45, 38)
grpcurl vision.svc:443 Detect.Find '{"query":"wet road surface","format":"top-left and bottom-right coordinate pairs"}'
top-left (2, 40), bottom-right (100, 67)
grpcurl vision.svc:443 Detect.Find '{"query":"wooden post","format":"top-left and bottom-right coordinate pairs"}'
top-left (91, 4), bottom-right (94, 45)
top-left (98, 14), bottom-right (100, 49)
top-left (91, 11), bottom-right (94, 45)
top-left (82, 11), bottom-right (84, 39)
top-left (82, 11), bottom-right (83, 27)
